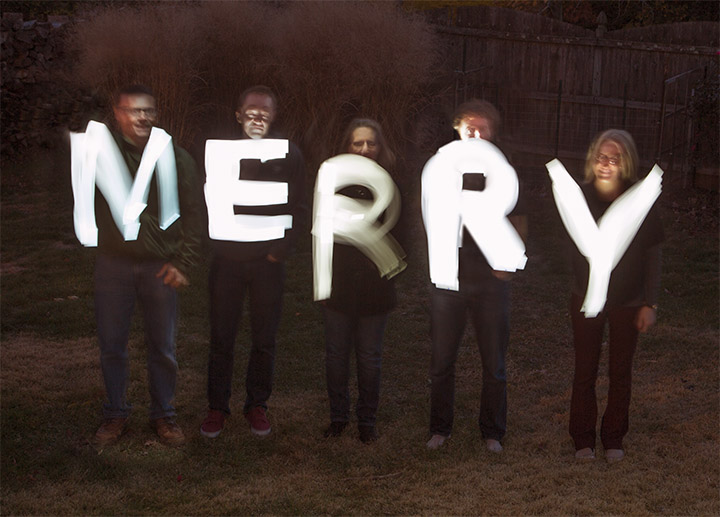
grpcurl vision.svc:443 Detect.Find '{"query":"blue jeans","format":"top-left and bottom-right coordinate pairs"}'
top-left (94, 254), bottom-right (178, 420)
top-left (207, 256), bottom-right (285, 415)
top-left (323, 307), bottom-right (387, 427)
top-left (429, 279), bottom-right (509, 440)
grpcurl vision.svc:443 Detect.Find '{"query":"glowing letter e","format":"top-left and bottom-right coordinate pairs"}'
top-left (70, 121), bottom-right (180, 247)
top-left (422, 139), bottom-right (527, 291)
top-left (205, 139), bottom-right (292, 242)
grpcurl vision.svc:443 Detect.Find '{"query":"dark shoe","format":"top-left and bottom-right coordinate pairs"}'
top-left (94, 417), bottom-right (128, 446)
top-left (358, 425), bottom-right (378, 443)
top-left (200, 409), bottom-right (226, 438)
top-left (152, 417), bottom-right (185, 446)
top-left (245, 406), bottom-right (271, 436)
top-left (323, 421), bottom-right (348, 438)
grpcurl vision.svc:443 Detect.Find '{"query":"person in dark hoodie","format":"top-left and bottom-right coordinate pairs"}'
top-left (200, 86), bottom-right (306, 439)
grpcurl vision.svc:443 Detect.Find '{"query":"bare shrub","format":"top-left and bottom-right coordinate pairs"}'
top-left (267, 1), bottom-right (438, 170)
top-left (68, 3), bottom-right (209, 147)
top-left (67, 1), bottom-right (439, 174)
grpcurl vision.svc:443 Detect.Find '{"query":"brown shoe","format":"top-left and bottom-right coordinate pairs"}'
top-left (94, 417), bottom-right (128, 446)
top-left (152, 417), bottom-right (185, 446)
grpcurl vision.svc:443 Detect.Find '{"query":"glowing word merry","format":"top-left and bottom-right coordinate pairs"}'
top-left (422, 139), bottom-right (527, 291)
top-left (546, 159), bottom-right (663, 317)
top-left (312, 154), bottom-right (406, 301)
top-left (205, 139), bottom-right (292, 242)
top-left (70, 121), bottom-right (179, 246)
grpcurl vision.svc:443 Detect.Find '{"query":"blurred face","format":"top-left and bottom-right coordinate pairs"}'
top-left (113, 94), bottom-right (157, 147)
top-left (348, 127), bottom-right (380, 161)
top-left (236, 93), bottom-right (275, 139)
top-left (456, 115), bottom-right (493, 141)
top-left (592, 140), bottom-right (623, 188)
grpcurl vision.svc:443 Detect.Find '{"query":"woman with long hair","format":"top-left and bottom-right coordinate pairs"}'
top-left (566, 129), bottom-right (664, 462)
top-left (320, 118), bottom-right (402, 443)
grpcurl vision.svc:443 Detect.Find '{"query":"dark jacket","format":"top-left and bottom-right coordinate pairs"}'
top-left (95, 130), bottom-right (204, 275)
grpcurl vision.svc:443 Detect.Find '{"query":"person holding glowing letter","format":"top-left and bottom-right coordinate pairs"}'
top-left (422, 100), bottom-right (527, 452)
top-left (201, 86), bottom-right (305, 439)
top-left (547, 130), bottom-right (663, 463)
top-left (313, 119), bottom-right (405, 443)
top-left (72, 85), bottom-right (204, 447)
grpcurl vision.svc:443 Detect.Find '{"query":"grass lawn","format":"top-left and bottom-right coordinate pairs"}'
top-left (1, 147), bottom-right (718, 515)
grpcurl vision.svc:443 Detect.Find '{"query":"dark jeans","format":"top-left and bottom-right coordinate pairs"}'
top-left (94, 254), bottom-right (178, 420)
top-left (429, 279), bottom-right (510, 440)
top-left (569, 294), bottom-right (639, 450)
top-left (323, 307), bottom-right (387, 427)
top-left (207, 255), bottom-right (285, 415)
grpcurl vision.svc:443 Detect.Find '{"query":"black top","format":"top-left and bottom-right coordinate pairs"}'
top-left (570, 182), bottom-right (664, 309)
top-left (324, 185), bottom-right (403, 316)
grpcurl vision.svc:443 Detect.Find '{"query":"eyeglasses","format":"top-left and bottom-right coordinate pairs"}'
top-left (595, 154), bottom-right (621, 166)
top-left (117, 107), bottom-right (157, 117)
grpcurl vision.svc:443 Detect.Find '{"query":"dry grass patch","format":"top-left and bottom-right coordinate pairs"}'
top-left (2, 161), bottom-right (718, 514)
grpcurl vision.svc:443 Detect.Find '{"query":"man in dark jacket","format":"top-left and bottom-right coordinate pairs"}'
top-left (201, 86), bottom-right (306, 438)
top-left (84, 84), bottom-right (204, 447)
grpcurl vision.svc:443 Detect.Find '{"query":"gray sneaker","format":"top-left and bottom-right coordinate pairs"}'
top-left (426, 434), bottom-right (448, 450)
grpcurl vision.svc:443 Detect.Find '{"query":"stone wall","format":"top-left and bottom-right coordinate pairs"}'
top-left (1, 12), bottom-right (99, 162)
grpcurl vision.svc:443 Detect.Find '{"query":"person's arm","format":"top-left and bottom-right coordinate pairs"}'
top-left (635, 244), bottom-right (662, 332)
top-left (168, 146), bottom-right (206, 283)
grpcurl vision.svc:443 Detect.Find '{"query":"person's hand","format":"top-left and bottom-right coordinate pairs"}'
top-left (266, 254), bottom-right (281, 263)
top-left (156, 263), bottom-right (189, 289)
top-left (492, 270), bottom-right (513, 281)
top-left (635, 305), bottom-right (657, 333)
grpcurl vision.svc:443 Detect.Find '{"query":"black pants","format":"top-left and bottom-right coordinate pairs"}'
top-left (207, 255), bottom-right (285, 414)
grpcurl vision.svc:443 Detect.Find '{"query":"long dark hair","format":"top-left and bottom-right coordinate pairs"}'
top-left (340, 118), bottom-right (396, 171)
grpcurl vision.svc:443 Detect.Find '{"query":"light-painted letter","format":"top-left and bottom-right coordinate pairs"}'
top-left (205, 139), bottom-right (293, 242)
top-left (422, 139), bottom-right (527, 291)
top-left (70, 121), bottom-right (179, 246)
top-left (546, 159), bottom-right (662, 317)
top-left (312, 154), bottom-right (406, 301)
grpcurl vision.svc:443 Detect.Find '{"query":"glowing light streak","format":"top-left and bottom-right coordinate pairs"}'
top-left (312, 154), bottom-right (406, 301)
top-left (204, 139), bottom-right (293, 242)
top-left (70, 121), bottom-right (179, 246)
top-left (422, 139), bottom-right (527, 291)
top-left (546, 159), bottom-right (663, 317)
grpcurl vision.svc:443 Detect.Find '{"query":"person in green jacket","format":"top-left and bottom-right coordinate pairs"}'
top-left (91, 85), bottom-right (204, 447)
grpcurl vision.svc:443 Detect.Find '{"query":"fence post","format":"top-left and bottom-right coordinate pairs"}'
top-left (656, 74), bottom-right (668, 164)
top-left (555, 79), bottom-right (562, 157)
top-left (590, 12), bottom-right (606, 137)
top-left (622, 82), bottom-right (628, 129)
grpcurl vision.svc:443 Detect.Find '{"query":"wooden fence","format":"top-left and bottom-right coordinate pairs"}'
top-left (429, 7), bottom-right (717, 186)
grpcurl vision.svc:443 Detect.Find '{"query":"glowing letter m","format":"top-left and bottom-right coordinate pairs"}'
top-left (70, 121), bottom-right (180, 246)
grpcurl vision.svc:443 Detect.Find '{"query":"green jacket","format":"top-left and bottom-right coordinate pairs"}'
top-left (95, 130), bottom-right (204, 275)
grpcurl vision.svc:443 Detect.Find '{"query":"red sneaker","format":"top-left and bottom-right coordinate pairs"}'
top-left (245, 406), bottom-right (271, 436)
top-left (200, 409), bottom-right (226, 438)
